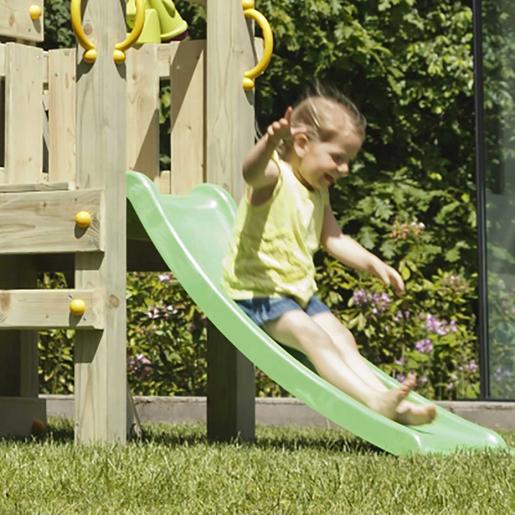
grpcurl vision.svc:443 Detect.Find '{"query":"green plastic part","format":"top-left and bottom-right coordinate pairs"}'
top-left (126, 0), bottom-right (188, 44)
top-left (127, 170), bottom-right (508, 456)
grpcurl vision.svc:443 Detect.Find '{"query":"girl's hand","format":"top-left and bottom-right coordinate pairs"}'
top-left (373, 261), bottom-right (405, 296)
top-left (266, 107), bottom-right (306, 145)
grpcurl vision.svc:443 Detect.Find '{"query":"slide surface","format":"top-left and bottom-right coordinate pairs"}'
top-left (127, 170), bottom-right (507, 456)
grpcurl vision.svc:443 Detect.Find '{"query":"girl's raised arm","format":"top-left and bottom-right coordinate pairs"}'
top-left (243, 107), bottom-right (299, 190)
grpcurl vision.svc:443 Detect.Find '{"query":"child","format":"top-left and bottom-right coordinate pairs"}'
top-left (223, 93), bottom-right (436, 426)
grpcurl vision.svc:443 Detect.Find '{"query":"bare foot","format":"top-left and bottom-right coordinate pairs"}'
top-left (369, 374), bottom-right (416, 419)
top-left (395, 401), bottom-right (437, 426)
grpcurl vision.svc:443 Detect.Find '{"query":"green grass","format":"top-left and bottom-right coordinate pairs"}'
top-left (0, 420), bottom-right (513, 514)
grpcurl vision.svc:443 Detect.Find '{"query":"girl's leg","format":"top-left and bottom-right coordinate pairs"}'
top-left (311, 311), bottom-right (436, 425)
top-left (262, 309), bottom-right (413, 420)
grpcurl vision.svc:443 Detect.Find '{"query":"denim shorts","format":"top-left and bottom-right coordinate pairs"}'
top-left (234, 295), bottom-right (330, 327)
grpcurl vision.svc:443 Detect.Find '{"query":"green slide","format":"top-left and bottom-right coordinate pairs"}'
top-left (126, 170), bottom-right (508, 456)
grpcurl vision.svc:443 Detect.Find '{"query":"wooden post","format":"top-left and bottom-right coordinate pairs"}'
top-left (205, 0), bottom-right (256, 442)
top-left (0, 256), bottom-right (46, 437)
top-left (74, 0), bottom-right (127, 443)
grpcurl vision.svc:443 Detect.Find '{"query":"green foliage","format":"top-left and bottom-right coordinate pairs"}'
top-left (317, 256), bottom-right (480, 401)
top-left (42, 0), bottom-right (75, 49)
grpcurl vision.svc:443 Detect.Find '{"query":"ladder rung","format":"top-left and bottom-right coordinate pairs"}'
top-left (0, 188), bottom-right (103, 255)
top-left (0, 289), bottom-right (104, 330)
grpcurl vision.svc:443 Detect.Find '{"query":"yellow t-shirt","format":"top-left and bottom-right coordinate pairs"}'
top-left (222, 156), bottom-right (329, 307)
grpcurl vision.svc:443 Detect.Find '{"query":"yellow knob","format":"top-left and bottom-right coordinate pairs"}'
top-left (70, 299), bottom-right (86, 316)
top-left (75, 211), bottom-right (92, 229)
top-left (243, 77), bottom-right (255, 90)
top-left (113, 49), bottom-right (126, 64)
top-left (29, 5), bottom-right (42, 20)
top-left (242, 0), bottom-right (254, 9)
top-left (83, 49), bottom-right (97, 64)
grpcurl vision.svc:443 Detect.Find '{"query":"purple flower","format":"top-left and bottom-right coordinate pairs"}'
top-left (146, 304), bottom-right (178, 320)
top-left (418, 375), bottom-right (429, 385)
top-left (352, 289), bottom-right (368, 306)
top-left (396, 373), bottom-right (406, 383)
top-left (425, 314), bottom-right (447, 335)
top-left (448, 320), bottom-right (458, 333)
top-left (466, 360), bottom-right (478, 373)
top-left (415, 338), bottom-right (433, 354)
top-left (424, 314), bottom-right (458, 336)
top-left (128, 353), bottom-right (153, 379)
top-left (146, 307), bottom-right (161, 319)
top-left (394, 356), bottom-right (406, 366)
top-left (371, 292), bottom-right (392, 313)
top-left (158, 273), bottom-right (172, 283)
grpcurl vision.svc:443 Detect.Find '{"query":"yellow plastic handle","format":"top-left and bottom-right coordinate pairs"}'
top-left (70, 0), bottom-right (97, 63)
top-left (242, 1), bottom-right (273, 90)
top-left (114, 0), bottom-right (145, 63)
top-left (29, 5), bottom-right (43, 21)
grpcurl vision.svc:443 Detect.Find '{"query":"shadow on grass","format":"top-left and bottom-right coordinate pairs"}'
top-left (138, 423), bottom-right (383, 455)
top-left (3, 418), bottom-right (383, 455)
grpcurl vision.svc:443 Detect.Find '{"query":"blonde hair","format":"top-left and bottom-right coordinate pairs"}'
top-left (277, 91), bottom-right (366, 160)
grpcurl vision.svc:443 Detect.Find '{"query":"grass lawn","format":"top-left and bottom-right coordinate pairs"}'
top-left (0, 419), bottom-right (513, 514)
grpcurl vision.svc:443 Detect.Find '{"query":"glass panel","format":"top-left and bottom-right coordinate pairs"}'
top-left (482, 1), bottom-right (515, 398)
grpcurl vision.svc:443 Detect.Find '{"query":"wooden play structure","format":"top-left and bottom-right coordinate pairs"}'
top-left (0, 0), bottom-right (270, 443)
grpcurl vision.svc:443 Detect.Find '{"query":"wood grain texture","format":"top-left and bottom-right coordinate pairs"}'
top-left (48, 49), bottom-right (76, 183)
top-left (0, 288), bottom-right (104, 329)
top-left (127, 46), bottom-right (160, 181)
top-left (206, 0), bottom-right (255, 200)
top-left (5, 43), bottom-right (44, 185)
top-left (74, 0), bottom-right (127, 444)
top-left (0, 1), bottom-right (44, 42)
top-left (0, 189), bottom-right (103, 254)
top-left (170, 40), bottom-right (206, 194)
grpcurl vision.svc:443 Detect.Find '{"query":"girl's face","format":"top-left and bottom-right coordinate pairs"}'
top-left (292, 130), bottom-right (362, 191)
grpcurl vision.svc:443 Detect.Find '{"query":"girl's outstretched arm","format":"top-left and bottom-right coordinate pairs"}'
top-left (321, 205), bottom-right (405, 295)
top-left (243, 107), bottom-right (305, 190)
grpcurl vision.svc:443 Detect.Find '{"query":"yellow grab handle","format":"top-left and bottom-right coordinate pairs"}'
top-left (114, 0), bottom-right (145, 63)
top-left (242, 1), bottom-right (273, 90)
top-left (70, 0), bottom-right (97, 63)
top-left (69, 299), bottom-right (86, 317)
top-left (29, 5), bottom-right (43, 21)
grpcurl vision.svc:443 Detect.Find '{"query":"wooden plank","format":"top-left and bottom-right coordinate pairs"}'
top-left (0, 289), bottom-right (104, 329)
top-left (48, 49), bottom-right (76, 183)
top-left (126, 45), bottom-right (160, 181)
top-left (0, 180), bottom-right (71, 193)
top-left (0, 189), bottom-right (103, 254)
top-left (0, 44), bottom-right (49, 82)
top-left (157, 44), bottom-right (174, 79)
top-left (5, 43), bottom-right (44, 184)
top-left (0, 1), bottom-right (44, 43)
top-left (206, 1), bottom-right (255, 199)
top-left (205, 0), bottom-right (256, 442)
top-left (170, 40), bottom-right (205, 195)
top-left (0, 256), bottom-right (40, 418)
top-left (74, 0), bottom-right (127, 444)
top-left (157, 170), bottom-right (172, 194)
top-left (0, 73), bottom-right (4, 175)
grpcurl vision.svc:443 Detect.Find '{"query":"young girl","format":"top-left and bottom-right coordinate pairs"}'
top-left (223, 93), bottom-right (436, 426)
